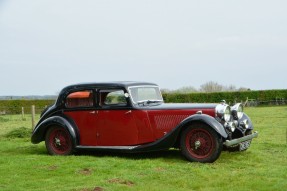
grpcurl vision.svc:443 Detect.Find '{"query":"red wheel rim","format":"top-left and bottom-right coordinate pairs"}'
top-left (49, 128), bottom-right (72, 155)
top-left (185, 128), bottom-right (215, 159)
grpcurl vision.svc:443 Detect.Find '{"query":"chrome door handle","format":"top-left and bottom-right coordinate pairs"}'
top-left (90, 111), bottom-right (97, 114)
top-left (125, 110), bottom-right (132, 114)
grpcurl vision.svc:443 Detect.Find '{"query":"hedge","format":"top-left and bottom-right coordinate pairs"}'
top-left (163, 89), bottom-right (287, 104)
top-left (0, 100), bottom-right (55, 114)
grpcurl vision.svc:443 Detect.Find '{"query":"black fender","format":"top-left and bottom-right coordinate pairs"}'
top-left (31, 115), bottom-right (78, 146)
top-left (179, 114), bottom-right (228, 138)
top-left (134, 114), bottom-right (227, 152)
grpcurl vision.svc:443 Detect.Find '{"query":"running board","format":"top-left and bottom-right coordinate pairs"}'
top-left (76, 145), bottom-right (140, 150)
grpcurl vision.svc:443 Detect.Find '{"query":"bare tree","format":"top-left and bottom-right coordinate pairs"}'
top-left (174, 86), bottom-right (198, 94)
top-left (224, 84), bottom-right (237, 92)
top-left (200, 81), bottom-right (224, 92)
top-left (238, 87), bottom-right (251, 91)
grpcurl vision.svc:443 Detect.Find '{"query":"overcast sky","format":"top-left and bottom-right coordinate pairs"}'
top-left (0, 0), bottom-right (286, 95)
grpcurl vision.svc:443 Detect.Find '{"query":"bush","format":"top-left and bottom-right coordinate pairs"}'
top-left (5, 127), bottom-right (31, 139)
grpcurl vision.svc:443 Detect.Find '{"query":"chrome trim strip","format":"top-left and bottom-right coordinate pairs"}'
top-left (224, 131), bottom-right (259, 147)
top-left (76, 145), bottom-right (139, 150)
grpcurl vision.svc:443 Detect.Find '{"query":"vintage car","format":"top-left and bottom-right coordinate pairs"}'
top-left (31, 82), bottom-right (258, 163)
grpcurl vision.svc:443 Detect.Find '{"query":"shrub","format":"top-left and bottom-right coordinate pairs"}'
top-left (5, 127), bottom-right (31, 139)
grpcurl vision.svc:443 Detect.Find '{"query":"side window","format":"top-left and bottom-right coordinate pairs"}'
top-left (99, 89), bottom-right (127, 106)
top-left (66, 90), bottom-right (94, 108)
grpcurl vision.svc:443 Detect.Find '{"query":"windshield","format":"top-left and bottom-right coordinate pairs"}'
top-left (128, 86), bottom-right (163, 104)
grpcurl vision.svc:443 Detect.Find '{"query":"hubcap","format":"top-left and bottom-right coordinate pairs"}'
top-left (55, 138), bottom-right (61, 146)
top-left (195, 140), bottom-right (201, 149)
top-left (49, 128), bottom-right (72, 155)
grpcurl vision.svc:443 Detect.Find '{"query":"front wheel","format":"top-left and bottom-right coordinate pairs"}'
top-left (45, 126), bottom-right (73, 155)
top-left (180, 124), bottom-right (223, 163)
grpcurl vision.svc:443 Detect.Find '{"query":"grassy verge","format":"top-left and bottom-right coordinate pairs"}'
top-left (0, 107), bottom-right (286, 191)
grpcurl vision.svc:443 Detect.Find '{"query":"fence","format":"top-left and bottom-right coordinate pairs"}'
top-left (0, 105), bottom-right (48, 115)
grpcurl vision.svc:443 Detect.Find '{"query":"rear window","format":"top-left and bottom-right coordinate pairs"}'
top-left (65, 90), bottom-right (94, 108)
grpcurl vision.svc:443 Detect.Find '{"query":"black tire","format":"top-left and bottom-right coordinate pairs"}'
top-left (45, 126), bottom-right (73, 155)
top-left (180, 123), bottom-right (223, 163)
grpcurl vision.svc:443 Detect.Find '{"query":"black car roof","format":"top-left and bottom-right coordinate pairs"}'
top-left (63, 81), bottom-right (157, 90)
top-left (55, 81), bottom-right (158, 106)
top-left (59, 81), bottom-right (158, 95)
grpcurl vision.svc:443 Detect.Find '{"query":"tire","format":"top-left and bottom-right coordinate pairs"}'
top-left (45, 126), bottom-right (73, 155)
top-left (180, 124), bottom-right (223, 163)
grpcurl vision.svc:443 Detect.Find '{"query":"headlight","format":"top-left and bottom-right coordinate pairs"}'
top-left (227, 122), bottom-right (236, 132)
top-left (216, 104), bottom-right (231, 122)
top-left (240, 119), bottom-right (249, 129)
top-left (231, 103), bottom-right (244, 120)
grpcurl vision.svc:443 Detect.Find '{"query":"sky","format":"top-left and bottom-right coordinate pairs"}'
top-left (0, 0), bottom-right (286, 96)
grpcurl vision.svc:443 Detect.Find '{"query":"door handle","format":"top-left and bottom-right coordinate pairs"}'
top-left (89, 111), bottom-right (97, 114)
top-left (125, 110), bottom-right (132, 114)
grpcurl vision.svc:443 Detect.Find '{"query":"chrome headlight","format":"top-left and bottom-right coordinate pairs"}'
top-left (216, 104), bottom-right (231, 122)
top-left (240, 119), bottom-right (249, 129)
top-left (227, 122), bottom-right (236, 132)
top-left (231, 103), bottom-right (244, 120)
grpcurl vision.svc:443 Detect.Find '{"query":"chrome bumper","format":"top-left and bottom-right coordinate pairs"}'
top-left (224, 131), bottom-right (259, 147)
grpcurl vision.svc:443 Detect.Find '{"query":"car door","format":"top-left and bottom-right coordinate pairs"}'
top-left (63, 89), bottom-right (99, 146)
top-left (96, 89), bottom-right (138, 146)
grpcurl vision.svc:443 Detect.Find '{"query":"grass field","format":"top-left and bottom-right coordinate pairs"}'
top-left (0, 106), bottom-right (286, 191)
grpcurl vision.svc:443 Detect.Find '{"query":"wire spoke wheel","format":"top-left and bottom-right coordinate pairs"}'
top-left (186, 129), bottom-right (214, 159)
top-left (180, 124), bottom-right (222, 163)
top-left (45, 126), bottom-right (73, 155)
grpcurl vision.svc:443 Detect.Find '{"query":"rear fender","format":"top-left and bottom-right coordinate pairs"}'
top-left (31, 116), bottom-right (78, 146)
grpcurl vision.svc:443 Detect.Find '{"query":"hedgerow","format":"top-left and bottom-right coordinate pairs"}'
top-left (163, 89), bottom-right (287, 104)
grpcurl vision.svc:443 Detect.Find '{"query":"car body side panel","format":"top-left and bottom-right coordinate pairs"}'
top-left (132, 110), bottom-right (156, 144)
top-left (96, 110), bottom-right (138, 146)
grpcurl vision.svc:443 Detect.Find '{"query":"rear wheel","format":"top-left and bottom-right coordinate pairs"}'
top-left (180, 124), bottom-right (223, 163)
top-left (45, 126), bottom-right (73, 155)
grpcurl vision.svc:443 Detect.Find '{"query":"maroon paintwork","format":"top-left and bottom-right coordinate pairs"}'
top-left (64, 106), bottom-right (215, 147)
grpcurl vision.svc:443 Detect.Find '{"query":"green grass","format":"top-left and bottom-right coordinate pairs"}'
top-left (0, 107), bottom-right (286, 191)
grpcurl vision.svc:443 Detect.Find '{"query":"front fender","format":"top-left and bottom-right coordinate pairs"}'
top-left (134, 114), bottom-right (227, 152)
top-left (31, 115), bottom-right (78, 146)
top-left (179, 114), bottom-right (228, 138)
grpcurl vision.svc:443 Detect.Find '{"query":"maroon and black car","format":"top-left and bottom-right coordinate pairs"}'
top-left (31, 82), bottom-right (258, 163)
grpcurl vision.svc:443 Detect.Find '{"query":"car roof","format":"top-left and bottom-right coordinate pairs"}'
top-left (59, 81), bottom-right (158, 94)
top-left (55, 81), bottom-right (159, 106)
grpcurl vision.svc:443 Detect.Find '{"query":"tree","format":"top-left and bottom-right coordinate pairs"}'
top-left (174, 86), bottom-right (198, 94)
top-left (224, 84), bottom-right (237, 92)
top-left (200, 81), bottom-right (223, 93)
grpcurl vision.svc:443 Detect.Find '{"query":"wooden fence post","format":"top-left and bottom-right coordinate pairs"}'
top-left (22, 107), bottom-right (25, 120)
top-left (31, 105), bottom-right (35, 129)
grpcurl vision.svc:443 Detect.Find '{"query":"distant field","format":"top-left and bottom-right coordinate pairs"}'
top-left (0, 106), bottom-right (286, 191)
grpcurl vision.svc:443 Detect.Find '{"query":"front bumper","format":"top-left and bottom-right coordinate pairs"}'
top-left (223, 131), bottom-right (259, 147)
